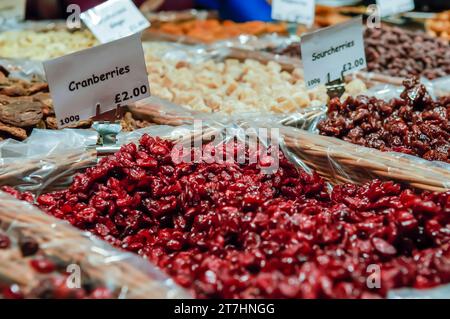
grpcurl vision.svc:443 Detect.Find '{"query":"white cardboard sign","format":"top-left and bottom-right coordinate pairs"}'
top-left (271, 0), bottom-right (315, 27)
top-left (81, 0), bottom-right (150, 43)
top-left (376, 0), bottom-right (415, 18)
top-left (43, 33), bottom-right (150, 128)
top-left (300, 17), bottom-right (367, 89)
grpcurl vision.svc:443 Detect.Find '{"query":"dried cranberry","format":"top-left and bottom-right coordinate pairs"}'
top-left (2, 284), bottom-right (24, 299)
top-left (19, 236), bottom-right (39, 257)
top-left (0, 233), bottom-right (11, 249)
top-left (90, 287), bottom-right (113, 299)
top-left (30, 258), bottom-right (56, 274)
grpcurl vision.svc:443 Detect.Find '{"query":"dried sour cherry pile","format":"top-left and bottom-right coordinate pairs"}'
top-left (3, 134), bottom-right (449, 298)
top-left (318, 78), bottom-right (450, 163)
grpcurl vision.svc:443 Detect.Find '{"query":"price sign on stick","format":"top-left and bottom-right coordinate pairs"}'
top-left (376, 0), bottom-right (414, 18)
top-left (0, 0), bottom-right (26, 21)
top-left (43, 33), bottom-right (150, 128)
top-left (271, 0), bottom-right (315, 27)
top-left (300, 17), bottom-right (367, 89)
top-left (81, 0), bottom-right (150, 43)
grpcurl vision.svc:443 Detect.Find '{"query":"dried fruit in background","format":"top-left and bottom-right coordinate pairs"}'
top-left (318, 78), bottom-right (450, 163)
top-left (365, 26), bottom-right (450, 80)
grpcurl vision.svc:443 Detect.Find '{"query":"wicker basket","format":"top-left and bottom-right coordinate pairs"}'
top-left (280, 126), bottom-right (450, 192)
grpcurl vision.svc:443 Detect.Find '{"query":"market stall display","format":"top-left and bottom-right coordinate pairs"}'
top-left (314, 5), bottom-right (364, 27)
top-left (1, 1), bottom-right (450, 302)
top-left (2, 126), bottom-right (448, 299)
top-left (146, 6), bottom-right (364, 43)
top-left (0, 68), bottom-right (58, 140)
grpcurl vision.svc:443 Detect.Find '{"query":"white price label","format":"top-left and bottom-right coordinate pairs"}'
top-left (376, 0), bottom-right (414, 17)
top-left (81, 0), bottom-right (150, 43)
top-left (301, 17), bottom-right (366, 89)
top-left (0, 0), bottom-right (26, 21)
top-left (271, 0), bottom-right (315, 27)
top-left (43, 33), bottom-right (150, 128)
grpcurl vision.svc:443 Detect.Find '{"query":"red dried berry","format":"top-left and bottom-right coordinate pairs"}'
top-left (0, 233), bottom-right (11, 249)
top-left (30, 258), bottom-right (56, 274)
top-left (19, 236), bottom-right (39, 257)
top-left (2, 284), bottom-right (24, 299)
top-left (90, 287), bottom-right (113, 299)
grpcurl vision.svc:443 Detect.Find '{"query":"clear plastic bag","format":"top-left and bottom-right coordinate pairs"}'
top-left (388, 284), bottom-right (450, 299)
top-left (0, 58), bottom-right (45, 81)
top-left (0, 191), bottom-right (190, 299)
top-left (0, 129), bottom-right (98, 194)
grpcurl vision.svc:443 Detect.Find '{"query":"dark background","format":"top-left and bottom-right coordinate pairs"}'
top-left (25, 0), bottom-right (450, 21)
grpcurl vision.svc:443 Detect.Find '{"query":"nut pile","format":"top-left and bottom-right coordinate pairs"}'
top-left (365, 26), bottom-right (450, 80)
top-left (6, 134), bottom-right (448, 299)
top-left (0, 230), bottom-right (112, 299)
top-left (318, 78), bottom-right (450, 163)
top-left (0, 29), bottom-right (98, 61)
top-left (146, 52), bottom-right (366, 114)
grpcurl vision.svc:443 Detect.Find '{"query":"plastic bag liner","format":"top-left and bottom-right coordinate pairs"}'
top-left (0, 58), bottom-right (45, 81)
top-left (280, 125), bottom-right (450, 192)
top-left (0, 121), bottom-right (449, 298)
top-left (0, 129), bottom-right (99, 195)
top-left (388, 284), bottom-right (450, 299)
top-left (0, 191), bottom-right (190, 299)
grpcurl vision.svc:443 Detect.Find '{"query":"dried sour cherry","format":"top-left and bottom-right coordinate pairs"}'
top-left (318, 78), bottom-right (450, 163)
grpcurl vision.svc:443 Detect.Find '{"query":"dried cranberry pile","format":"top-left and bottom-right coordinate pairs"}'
top-left (4, 133), bottom-right (446, 299)
top-left (318, 78), bottom-right (450, 163)
top-left (0, 230), bottom-right (112, 299)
